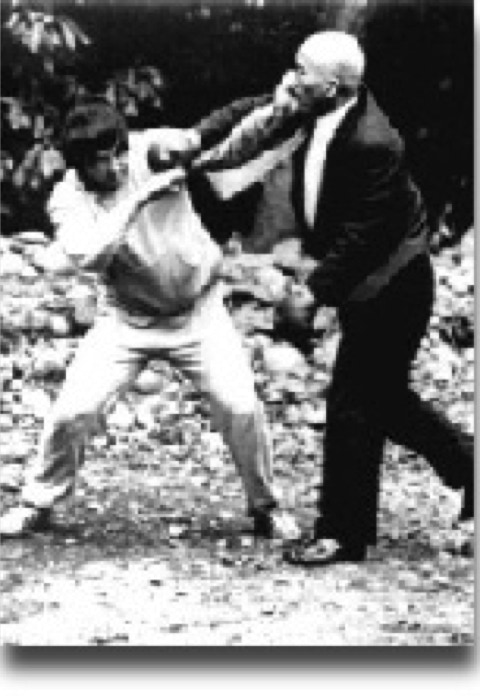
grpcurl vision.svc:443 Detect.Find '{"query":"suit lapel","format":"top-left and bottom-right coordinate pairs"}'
top-left (311, 88), bottom-right (369, 228)
top-left (290, 88), bottom-right (369, 231)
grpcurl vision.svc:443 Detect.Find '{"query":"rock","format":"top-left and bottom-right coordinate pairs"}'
top-left (223, 235), bottom-right (243, 257)
top-left (313, 307), bottom-right (337, 334)
top-left (18, 263), bottom-right (39, 280)
top-left (284, 404), bottom-right (301, 424)
top-left (12, 230), bottom-right (50, 246)
top-left (24, 308), bottom-right (50, 332)
top-left (133, 368), bottom-right (165, 395)
top-left (253, 266), bottom-right (288, 304)
top-left (68, 284), bottom-right (98, 328)
top-left (48, 314), bottom-right (71, 337)
top-left (220, 258), bottom-right (245, 284)
top-left (107, 401), bottom-right (136, 430)
top-left (31, 347), bottom-right (67, 379)
top-left (430, 343), bottom-right (461, 382)
top-left (313, 334), bottom-right (340, 370)
top-left (22, 387), bottom-right (52, 419)
top-left (0, 464), bottom-right (22, 492)
top-left (167, 523), bottom-right (187, 539)
top-left (2, 433), bottom-right (31, 461)
top-left (0, 413), bottom-right (14, 429)
top-left (272, 237), bottom-right (303, 273)
top-left (135, 395), bottom-right (163, 430)
top-left (30, 243), bottom-right (74, 275)
top-left (300, 402), bottom-right (327, 427)
top-left (12, 355), bottom-right (31, 378)
top-left (261, 343), bottom-right (307, 375)
top-left (1, 251), bottom-right (29, 277)
top-left (0, 236), bottom-right (11, 254)
top-left (250, 333), bottom-right (273, 361)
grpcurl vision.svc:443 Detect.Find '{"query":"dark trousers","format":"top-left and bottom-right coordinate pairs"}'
top-left (319, 254), bottom-right (473, 548)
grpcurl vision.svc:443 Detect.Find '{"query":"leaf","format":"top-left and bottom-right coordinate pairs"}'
top-left (61, 23), bottom-right (76, 51)
top-left (124, 98), bottom-right (138, 117)
top-left (63, 16), bottom-right (91, 47)
top-left (29, 18), bottom-right (43, 54)
top-left (6, 13), bottom-right (21, 31)
top-left (40, 147), bottom-right (65, 178)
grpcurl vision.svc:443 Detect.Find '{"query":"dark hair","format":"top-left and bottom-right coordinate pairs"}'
top-left (62, 99), bottom-right (128, 171)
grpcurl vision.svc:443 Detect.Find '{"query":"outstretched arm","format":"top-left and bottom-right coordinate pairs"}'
top-left (192, 94), bottom-right (271, 152)
top-left (193, 99), bottom-right (303, 172)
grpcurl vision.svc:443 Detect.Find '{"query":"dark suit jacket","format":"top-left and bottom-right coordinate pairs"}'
top-left (193, 88), bottom-right (429, 306)
top-left (292, 87), bottom-right (429, 306)
top-left (189, 95), bottom-right (271, 244)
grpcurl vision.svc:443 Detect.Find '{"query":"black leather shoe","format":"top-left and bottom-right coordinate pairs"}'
top-left (283, 536), bottom-right (366, 567)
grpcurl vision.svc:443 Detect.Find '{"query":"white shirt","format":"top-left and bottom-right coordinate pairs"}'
top-left (303, 98), bottom-right (356, 228)
top-left (48, 130), bottom-right (222, 322)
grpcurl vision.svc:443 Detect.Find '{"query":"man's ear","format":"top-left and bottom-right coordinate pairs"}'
top-left (325, 78), bottom-right (339, 99)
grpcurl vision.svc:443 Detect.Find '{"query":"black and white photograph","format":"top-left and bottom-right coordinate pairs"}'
top-left (0, 0), bottom-right (474, 648)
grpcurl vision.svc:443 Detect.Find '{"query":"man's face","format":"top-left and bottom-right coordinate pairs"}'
top-left (83, 142), bottom-right (129, 193)
top-left (279, 47), bottom-right (338, 115)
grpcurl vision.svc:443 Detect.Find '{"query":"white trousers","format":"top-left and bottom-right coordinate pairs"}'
top-left (21, 284), bottom-right (277, 515)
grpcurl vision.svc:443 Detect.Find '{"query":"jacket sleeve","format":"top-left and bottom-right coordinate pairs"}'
top-left (195, 102), bottom-right (303, 172)
top-left (193, 94), bottom-right (271, 152)
top-left (306, 140), bottom-right (413, 306)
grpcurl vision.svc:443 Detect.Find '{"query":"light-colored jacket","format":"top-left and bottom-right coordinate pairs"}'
top-left (48, 129), bottom-right (222, 322)
top-left (48, 105), bottom-right (301, 322)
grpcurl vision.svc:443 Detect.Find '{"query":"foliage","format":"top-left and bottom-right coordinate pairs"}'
top-left (0, 0), bottom-right (474, 245)
top-left (5, 4), bottom-right (90, 62)
top-left (1, 2), bottom-right (168, 234)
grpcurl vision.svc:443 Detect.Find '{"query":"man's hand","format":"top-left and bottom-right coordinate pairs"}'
top-left (273, 71), bottom-right (299, 114)
top-left (274, 281), bottom-right (317, 356)
top-left (147, 128), bottom-right (201, 171)
top-left (277, 280), bottom-right (316, 331)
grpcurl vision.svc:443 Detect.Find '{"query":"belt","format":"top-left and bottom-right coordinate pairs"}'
top-left (348, 226), bottom-right (429, 303)
top-left (113, 276), bottom-right (220, 324)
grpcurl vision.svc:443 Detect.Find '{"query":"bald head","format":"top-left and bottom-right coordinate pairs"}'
top-left (297, 31), bottom-right (365, 96)
top-left (275, 30), bottom-right (365, 115)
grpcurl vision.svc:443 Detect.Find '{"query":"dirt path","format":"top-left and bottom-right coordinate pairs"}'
top-left (0, 442), bottom-right (474, 646)
top-left (0, 233), bottom-right (474, 646)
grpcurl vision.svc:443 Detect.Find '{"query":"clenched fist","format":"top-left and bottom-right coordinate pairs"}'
top-left (277, 281), bottom-right (316, 331)
top-left (147, 128), bottom-right (201, 172)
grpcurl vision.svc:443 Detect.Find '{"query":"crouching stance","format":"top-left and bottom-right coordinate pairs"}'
top-left (0, 100), bottom-right (299, 541)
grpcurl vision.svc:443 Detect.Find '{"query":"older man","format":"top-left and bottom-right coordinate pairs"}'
top-left (264, 31), bottom-right (474, 565)
top-left (186, 30), bottom-right (475, 563)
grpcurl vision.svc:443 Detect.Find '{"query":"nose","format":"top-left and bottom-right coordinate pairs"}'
top-left (111, 155), bottom-right (127, 177)
top-left (281, 70), bottom-right (298, 90)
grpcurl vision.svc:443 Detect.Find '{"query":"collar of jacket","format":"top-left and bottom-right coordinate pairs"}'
top-left (291, 85), bottom-right (370, 228)
top-left (329, 83), bottom-right (369, 145)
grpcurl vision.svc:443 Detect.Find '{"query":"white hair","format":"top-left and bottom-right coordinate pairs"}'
top-left (298, 31), bottom-right (365, 92)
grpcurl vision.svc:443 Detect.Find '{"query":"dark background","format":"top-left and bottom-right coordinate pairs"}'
top-left (1, 0), bottom-right (474, 239)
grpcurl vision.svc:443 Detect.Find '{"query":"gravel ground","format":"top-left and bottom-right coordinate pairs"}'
top-left (0, 230), bottom-right (474, 646)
